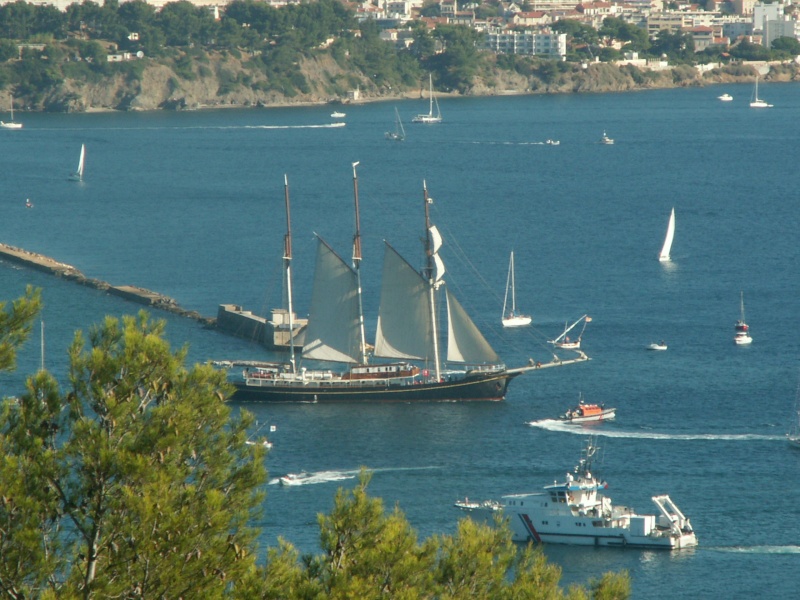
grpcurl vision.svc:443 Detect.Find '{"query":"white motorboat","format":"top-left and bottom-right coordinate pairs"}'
top-left (734, 291), bottom-right (752, 345)
top-left (331, 111), bottom-right (346, 118)
top-left (749, 75), bottom-right (772, 108)
top-left (658, 207), bottom-right (675, 262)
top-left (560, 394), bottom-right (615, 423)
top-left (648, 341), bottom-right (668, 351)
top-left (412, 74), bottom-right (442, 124)
top-left (455, 438), bottom-right (698, 549)
top-left (279, 472), bottom-right (310, 486)
top-left (246, 438), bottom-right (273, 449)
top-left (600, 131), bottom-right (614, 145)
top-left (718, 93), bottom-right (733, 102)
top-left (501, 250), bottom-right (531, 328)
top-left (454, 498), bottom-right (502, 512)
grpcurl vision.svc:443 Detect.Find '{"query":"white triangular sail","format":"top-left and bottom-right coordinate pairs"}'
top-left (659, 207), bottom-right (675, 262)
top-left (446, 288), bottom-right (500, 364)
top-left (301, 237), bottom-right (362, 363)
top-left (76, 144), bottom-right (85, 179)
top-left (69, 144), bottom-right (86, 181)
top-left (374, 243), bottom-right (434, 360)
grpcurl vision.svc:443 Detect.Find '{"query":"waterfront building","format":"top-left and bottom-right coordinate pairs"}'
top-left (483, 29), bottom-right (567, 58)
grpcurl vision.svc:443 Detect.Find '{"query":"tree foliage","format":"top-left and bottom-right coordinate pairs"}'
top-left (0, 294), bottom-right (631, 599)
top-left (0, 309), bottom-right (267, 598)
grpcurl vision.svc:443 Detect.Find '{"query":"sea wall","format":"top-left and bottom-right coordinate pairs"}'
top-left (0, 243), bottom-right (213, 324)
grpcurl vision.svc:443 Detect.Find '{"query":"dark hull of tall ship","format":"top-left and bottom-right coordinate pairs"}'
top-left (230, 370), bottom-right (521, 403)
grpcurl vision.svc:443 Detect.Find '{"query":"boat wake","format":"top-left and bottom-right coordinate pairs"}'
top-left (712, 545), bottom-right (800, 555)
top-left (269, 465), bottom-right (440, 486)
top-left (270, 469), bottom-right (358, 486)
top-left (43, 123), bottom-right (346, 132)
top-left (244, 123), bottom-right (346, 129)
top-left (526, 419), bottom-right (785, 441)
top-left (457, 140), bottom-right (559, 146)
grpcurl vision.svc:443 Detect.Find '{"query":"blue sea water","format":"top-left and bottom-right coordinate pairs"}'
top-left (2, 81), bottom-right (800, 597)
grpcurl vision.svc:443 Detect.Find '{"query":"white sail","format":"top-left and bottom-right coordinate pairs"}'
top-left (69, 144), bottom-right (86, 181)
top-left (429, 225), bottom-right (443, 254)
top-left (501, 250), bottom-right (531, 327)
top-left (77, 144), bottom-right (85, 179)
top-left (301, 238), bottom-right (362, 363)
top-left (659, 207), bottom-right (675, 262)
top-left (374, 243), bottom-right (434, 360)
top-left (446, 289), bottom-right (500, 364)
top-left (412, 74), bottom-right (442, 123)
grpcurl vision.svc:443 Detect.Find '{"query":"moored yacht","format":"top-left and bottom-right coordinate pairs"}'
top-left (455, 439), bottom-right (697, 549)
top-left (734, 291), bottom-right (752, 345)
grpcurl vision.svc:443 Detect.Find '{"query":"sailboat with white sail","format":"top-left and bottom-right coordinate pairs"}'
top-left (230, 170), bottom-right (589, 403)
top-left (659, 207), bottom-right (675, 262)
top-left (412, 74), bottom-right (442, 124)
top-left (749, 75), bottom-right (772, 108)
top-left (502, 251), bottom-right (531, 328)
top-left (549, 315), bottom-right (591, 350)
top-left (787, 378), bottom-right (800, 449)
top-left (385, 107), bottom-right (406, 141)
top-left (1, 95), bottom-right (22, 129)
top-left (69, 144), bottom-right (85, 182)
top-left (734, 291), bottom-right (752, 345)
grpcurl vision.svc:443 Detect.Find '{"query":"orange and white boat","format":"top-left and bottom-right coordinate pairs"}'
top-left (560, 394), bottom-right (615, 423)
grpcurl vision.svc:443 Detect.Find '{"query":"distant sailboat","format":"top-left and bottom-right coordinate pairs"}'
top-left (749, 75), bottom-right (772, 108)
top-left (788, 378), bottom-right (800, 449)
top-left (549, 315), bottom-right (591, 350)
top-left (734, 291), bottom-right (752, 345)
top-left (659, 207), bottom-right (675, 262)
top-left (385, 107), bottom-right (405, 141)
top-left (412, 74), bottom-right (441, 124)
top-left (69, 144), bottom-right (85, 182)
top-left (1, 95), bottom-right (22, 129)
top-left (501, 251), bottom-right (531, 328)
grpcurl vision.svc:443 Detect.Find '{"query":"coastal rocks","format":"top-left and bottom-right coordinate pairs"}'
top-left (18, 51), bottom-right (800, 113)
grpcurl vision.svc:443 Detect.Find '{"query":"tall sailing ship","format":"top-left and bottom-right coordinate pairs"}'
top-left (227, 165), bottom-right (588, 403)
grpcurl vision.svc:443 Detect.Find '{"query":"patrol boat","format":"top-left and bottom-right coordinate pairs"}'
top-left (455, 439), bottom-right (697, 549)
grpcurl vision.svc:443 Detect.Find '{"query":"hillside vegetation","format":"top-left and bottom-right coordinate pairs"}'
top-left (0, 0), bottom-right (799, 111)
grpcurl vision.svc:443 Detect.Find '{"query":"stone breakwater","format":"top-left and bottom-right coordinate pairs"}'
top-left (0, 243), bottom-right (214, 325)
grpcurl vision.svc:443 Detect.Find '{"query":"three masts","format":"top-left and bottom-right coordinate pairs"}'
top-left (230, 166), bottom-right (588, 402)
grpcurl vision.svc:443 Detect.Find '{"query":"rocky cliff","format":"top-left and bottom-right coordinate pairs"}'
top-left (23, 51), bottom-right (800, 113)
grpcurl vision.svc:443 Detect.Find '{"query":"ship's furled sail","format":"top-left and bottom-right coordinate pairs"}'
top-left (429, 226), bottom-right (446, 282)
top-left (374, 243), bottom-right (434, 360)
top-left (445, 289), bottom-right (500, 364)
top-left (302, 237), bottom-right (362, 363)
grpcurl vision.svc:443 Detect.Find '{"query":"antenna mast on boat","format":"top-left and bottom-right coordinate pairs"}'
top-left (351, 161), bottom-right (368, 365)
top-left (283, 174), bottom-right (296, 374)
top-left (423, 180), bottom-right (442, 381)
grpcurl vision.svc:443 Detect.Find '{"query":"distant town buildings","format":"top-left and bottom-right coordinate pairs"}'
top-left (5, 0), bottom-right (800, 59)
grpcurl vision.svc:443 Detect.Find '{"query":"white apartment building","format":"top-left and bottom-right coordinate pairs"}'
top-left (484, 29), bottom-right (567, 58)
